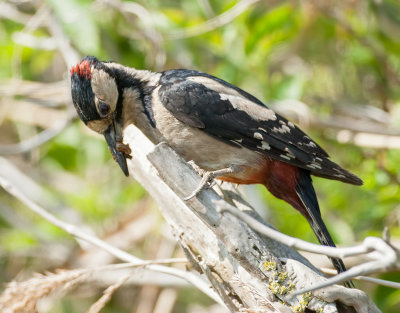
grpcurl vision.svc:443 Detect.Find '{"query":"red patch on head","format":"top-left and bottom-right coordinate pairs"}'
top-left (70, 60), bottom-right (91, 79)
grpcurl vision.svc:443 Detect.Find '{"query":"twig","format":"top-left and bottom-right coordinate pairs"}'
top-left (0, 176), bottom-right (225, 306)
top-left (87, 273), bottom-right (132, 313)
top-left (98, 0), bottom-right (166, 70)
top-left (321, 267), bottom-right (400, 289)
top-left (10, 3), bottom-right (50, 80)
top-left (216, 198), bottom-right (400, 295)
top-left (197, 0), bottom-right (216, 18)
top-left (12, 32), bottom-right (56, 50)
top-left (0, 2), bottom-right (31, 24)
top-left (0, 114), bottom-right (74, 155)
top-left (47, 12), bottom-right (80, 68)
top-left (87, 260), bottom-right (187, 313)
top-left (167, 0), bottom-right (261, 39)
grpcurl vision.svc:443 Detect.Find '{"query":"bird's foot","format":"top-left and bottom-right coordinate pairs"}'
top-left (183, 165), bottom-right (238, 200)
top-left (187, 160), bottom-right (205, 176)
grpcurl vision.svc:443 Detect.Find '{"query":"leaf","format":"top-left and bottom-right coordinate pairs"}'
top-left (245, 3), bottom-right (296, 54)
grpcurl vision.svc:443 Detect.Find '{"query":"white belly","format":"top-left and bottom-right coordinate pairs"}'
top-left (151, 87), bottom-right (265, 171)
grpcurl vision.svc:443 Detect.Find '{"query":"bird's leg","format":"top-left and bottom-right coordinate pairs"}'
top-left (187, 160), bottom-right (206, 176)
top-left (183, 165), bottom-right (242, 200)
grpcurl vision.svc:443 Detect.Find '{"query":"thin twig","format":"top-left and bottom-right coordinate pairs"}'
top-left (0, 114), bottom-right (74, 155)
top-left (167, 0), bottom-right (261, 39)
top-left (0, 176), bottom-right (225, 306)
top-left (47, 11), bottom-right (80, 68)
top-left (87, 273), bottom-right (132, 313)
top-left (216, 199), bottom-right (400, 294)
top-left (0, 2), bottom-right (32, 24)
top-left (87, 259), bottom-right (187, 313)
top-left (320, 267), bottom-right (400, 289)
top-left (98, 0), bottom-right (166, 70)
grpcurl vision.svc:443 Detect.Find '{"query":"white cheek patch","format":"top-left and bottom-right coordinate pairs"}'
top-left (91, 69), bottom-right (119, 113)
top-left (87, 119), bottom-right (111, 134)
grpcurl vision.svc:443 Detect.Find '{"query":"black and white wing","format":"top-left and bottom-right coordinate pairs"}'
top-left (158, 69), bottom-right (362, 185)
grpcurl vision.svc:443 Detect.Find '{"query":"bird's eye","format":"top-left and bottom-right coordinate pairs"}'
top-left (98, 101), bottom-right (110, 117)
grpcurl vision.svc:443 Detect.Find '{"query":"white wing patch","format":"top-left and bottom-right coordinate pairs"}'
top-left (253, 132), bottom-right (263, 140)
top-left (219, 93), bottom-right (277, 121)
top-left (272, 125), bottom-right (290, 134)
top-left (257, 141), bottom-right (271, 150)
top-left (298, 136), bottom-right (317, 148)
top-left (306, 161), bottom-right (322, 170)
top-left (187, 76), bottom-right (277, 122)
top-left (284, 147), bottom-right (296, 159)
top-left (187, 76), bottom-right (243, 97)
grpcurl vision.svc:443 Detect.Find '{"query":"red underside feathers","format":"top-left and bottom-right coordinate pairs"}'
top-left (218, 159), bottom-right (307, 217)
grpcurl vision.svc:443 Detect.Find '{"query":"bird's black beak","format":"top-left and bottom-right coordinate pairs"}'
top-left (103, 120), bottom-right (129, 177)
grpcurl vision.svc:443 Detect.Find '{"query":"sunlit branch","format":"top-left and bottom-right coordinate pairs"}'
top-left (216, 198), bottom-right (400, 295)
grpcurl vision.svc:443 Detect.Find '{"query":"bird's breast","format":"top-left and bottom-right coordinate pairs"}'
top-left (151, 86), bottom-right (267, 177)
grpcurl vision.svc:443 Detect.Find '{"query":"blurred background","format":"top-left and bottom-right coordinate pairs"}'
top-left (0, 0), bottom-right (400, 312)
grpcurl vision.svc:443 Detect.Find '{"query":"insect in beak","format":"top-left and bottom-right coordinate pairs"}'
top-left (103, 118), bottom-right (130, 177)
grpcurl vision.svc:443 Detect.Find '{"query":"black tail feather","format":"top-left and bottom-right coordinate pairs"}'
top-left (295, 169), bottom-right (354, 288)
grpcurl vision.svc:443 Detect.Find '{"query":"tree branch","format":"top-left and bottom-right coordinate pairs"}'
top-left (121, 124), bottom-right (380, 313)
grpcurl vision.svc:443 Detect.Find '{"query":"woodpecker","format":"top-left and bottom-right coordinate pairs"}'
top-left (70, 56), bottom-right (362, 281)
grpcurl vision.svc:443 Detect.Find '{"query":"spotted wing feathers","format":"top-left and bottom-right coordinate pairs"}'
top-left (158, 69), bottom-right (362, 186)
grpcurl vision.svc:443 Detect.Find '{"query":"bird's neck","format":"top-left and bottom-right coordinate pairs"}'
top-left (105, 63), bottom-right (161, 89)
top-left (103, 63), bottom-right (161, 143)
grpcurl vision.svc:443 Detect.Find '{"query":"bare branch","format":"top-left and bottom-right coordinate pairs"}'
top-left (217, 198), bottom-right (399, 295)
top-left (12, 32), bottom-right (57, 50)
top-left (98, 0), bottom-right (166, 69)
top-left (0, 2), bottom-right (32, 24)
top-left (122, 124), bottom-right (379, 312)
top-left (321, 268), bottom-right (400, 289)
top-left (0, 113), bottom-right (74, 155)
top-left (47, 11), bottom-right (81, 68)
top-left (87, 273), bottom-right (132, 313)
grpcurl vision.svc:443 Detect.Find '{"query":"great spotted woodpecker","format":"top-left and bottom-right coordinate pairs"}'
top-left (70, 56), bottom-right (362, 280)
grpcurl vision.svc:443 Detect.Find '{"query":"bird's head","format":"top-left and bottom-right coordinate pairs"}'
top-left (70, 56), bottom-right (129, 176)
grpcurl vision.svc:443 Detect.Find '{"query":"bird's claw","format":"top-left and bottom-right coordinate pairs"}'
top-left (183, 171), bottom-right (215, 200)
top-left (183, 166), bottom-right (237, 201)
top-left (187, 160), bottom-right (206, 176)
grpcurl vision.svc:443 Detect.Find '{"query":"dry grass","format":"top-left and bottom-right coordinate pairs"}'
top-left (0, 269), bottom-right (88, 313)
